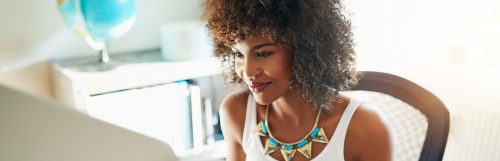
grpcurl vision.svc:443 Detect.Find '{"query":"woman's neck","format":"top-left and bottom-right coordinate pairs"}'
top-left (270, 89), bottom-right (317, 128)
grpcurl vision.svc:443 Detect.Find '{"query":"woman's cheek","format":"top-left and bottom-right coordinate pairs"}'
top-left (234, 62), bottom-right (243, 78)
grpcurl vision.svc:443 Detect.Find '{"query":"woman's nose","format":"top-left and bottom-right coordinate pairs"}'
top-left (240, 58), bottom-right (261, 80)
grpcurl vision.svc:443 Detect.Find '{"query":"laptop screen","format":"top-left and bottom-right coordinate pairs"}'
top-left (0, 84), bottom-right (178, 161)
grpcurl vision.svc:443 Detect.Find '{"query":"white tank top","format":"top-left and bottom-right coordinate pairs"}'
top-left (241, 94), bottom-right (362, 161)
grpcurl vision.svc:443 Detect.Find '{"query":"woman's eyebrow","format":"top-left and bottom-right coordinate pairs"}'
top-left (251, 43), bottom-right (276, 52)
top-left (232, 42), bottom-right (277, 54)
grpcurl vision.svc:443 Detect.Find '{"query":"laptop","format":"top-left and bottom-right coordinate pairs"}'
top-left (0, 84), bottom-right (178, 161)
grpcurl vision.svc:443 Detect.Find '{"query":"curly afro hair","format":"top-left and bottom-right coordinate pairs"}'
top-left (203, 0), bottom-right (360, 111)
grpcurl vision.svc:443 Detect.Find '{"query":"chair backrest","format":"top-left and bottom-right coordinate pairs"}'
top-left (342, 71), bottom-right (449, 161)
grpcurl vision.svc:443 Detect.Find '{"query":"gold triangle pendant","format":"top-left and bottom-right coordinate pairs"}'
top-left (312, 127), bottom-right (329, 144)
top-left (264, 138), bottom-right (278, 155)
top-left (280, 148), bottom-right (297, 161)
top-left (297, 141), bottom-right (312, 159)
top-left (254, 121), bottom-right (266, 136)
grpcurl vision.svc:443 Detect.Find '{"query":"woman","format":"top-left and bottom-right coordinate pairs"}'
top-left (203, 0), bottom-right (392, 161)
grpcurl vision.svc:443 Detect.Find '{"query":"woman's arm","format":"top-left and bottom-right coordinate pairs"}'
top-left (219, 92), bottom-right (249, 161)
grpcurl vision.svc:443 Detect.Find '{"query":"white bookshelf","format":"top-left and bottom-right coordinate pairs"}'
top-left (50, 49), bottom-right (227, 160)
top-left (50, 49), bottom-right (220, 112)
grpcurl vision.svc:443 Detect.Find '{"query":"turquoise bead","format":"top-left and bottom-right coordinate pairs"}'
top-left (262, 121), bottom-right (268, 134)
top-left (269, 138), bottom-right (279, 147)
top-left (283, 145), bottom-right (294, 150)
top-left (297, 139), bottom-right (309, 148)
top-left (310, 127), bottom-right (320, 138)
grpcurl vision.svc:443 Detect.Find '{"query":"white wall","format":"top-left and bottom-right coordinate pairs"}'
top-left (344, 0), bottom-right (500, 72)
top-left (344, 0), bottom-right (500, 103)
top-left (0, 0), bottom-right (203, 98)
top-left (343, 0), bottom-right (500, 160)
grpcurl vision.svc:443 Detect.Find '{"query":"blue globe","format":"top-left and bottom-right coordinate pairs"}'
top-left (58, 0), bottom-right (77, 28)
top-left (58, 0), bottom-right (88, 35)
top-left (80, 0), bottom-right (136, 42)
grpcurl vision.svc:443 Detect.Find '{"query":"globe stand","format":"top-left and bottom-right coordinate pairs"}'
top-left (99, 45), bottom-right (110, 63)
top-left (72, 46), bottom-right (121, 72)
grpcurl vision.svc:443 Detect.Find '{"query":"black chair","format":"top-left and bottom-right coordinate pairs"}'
top-left (343, 71), bottom-right (449, 161)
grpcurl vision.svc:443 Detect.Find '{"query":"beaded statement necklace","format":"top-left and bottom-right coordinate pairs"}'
top-left (254, 105), bottom-right (329, 161)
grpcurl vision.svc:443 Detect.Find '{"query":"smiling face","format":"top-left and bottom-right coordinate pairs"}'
top-left (232, 35), bottom-right (293, 105)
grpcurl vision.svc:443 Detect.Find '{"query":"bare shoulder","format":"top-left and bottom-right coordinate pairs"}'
top-left (219, 90), bottom-right (251, 143)
top-left (345, 102), bottom-right (393, 161)
top-left (350, 103), bottom-right (392, 139)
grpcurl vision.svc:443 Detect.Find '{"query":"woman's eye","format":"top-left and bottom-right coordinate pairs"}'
top-left (256, 51), bottom-right (272, 57)
top-left (233, 52), bottom-right (243, 58)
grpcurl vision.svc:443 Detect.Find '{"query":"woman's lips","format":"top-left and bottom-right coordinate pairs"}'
top-left (249, 82), bottom-right (271, 92)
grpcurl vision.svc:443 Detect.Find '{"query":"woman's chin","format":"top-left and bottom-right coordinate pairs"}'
top-left (252, 94), bottom-right (275, 105)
